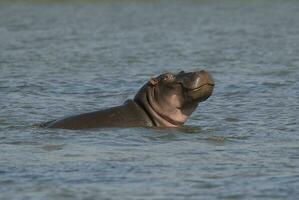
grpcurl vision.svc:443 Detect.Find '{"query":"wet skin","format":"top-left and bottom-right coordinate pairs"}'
top-left (41, 70), bottom-right (214, 129)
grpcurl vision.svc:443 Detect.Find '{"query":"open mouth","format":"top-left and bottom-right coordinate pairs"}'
top-left (189, 83), bottom-right (215, 92)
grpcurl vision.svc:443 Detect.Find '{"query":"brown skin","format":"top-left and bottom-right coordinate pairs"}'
top-left (41, 70), bottom-right (214, 129)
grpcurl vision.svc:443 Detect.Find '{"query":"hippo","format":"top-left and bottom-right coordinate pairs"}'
top-left (40, 70), bottom-right (214, 129)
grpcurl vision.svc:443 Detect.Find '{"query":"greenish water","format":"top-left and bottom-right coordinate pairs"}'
top-left (0, 0), bottom-right (299, 199)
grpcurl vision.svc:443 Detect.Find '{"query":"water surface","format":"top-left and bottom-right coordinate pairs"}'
top-left (0, 0), bottom-right (299, 199)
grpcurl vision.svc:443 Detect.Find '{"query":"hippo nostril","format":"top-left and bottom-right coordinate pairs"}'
top-left (194, 70), bottom-right (206, 76)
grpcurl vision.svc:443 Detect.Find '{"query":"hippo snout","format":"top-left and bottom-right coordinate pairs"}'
top-left (178, 70), bottom-right (214, 90)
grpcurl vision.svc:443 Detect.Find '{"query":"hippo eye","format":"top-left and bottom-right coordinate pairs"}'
top-left (164, 73), bottom-right (175, 81)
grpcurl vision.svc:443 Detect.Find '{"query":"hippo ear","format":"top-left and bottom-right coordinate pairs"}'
top-left (149, 78), bottom-right (159, 86)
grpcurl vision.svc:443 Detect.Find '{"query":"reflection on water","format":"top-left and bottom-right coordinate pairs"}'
top-left (1, 0), bottom-right (299, 199)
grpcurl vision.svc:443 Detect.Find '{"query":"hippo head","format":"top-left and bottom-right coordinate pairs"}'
top-left (134, 70), bottom-right (214, 127)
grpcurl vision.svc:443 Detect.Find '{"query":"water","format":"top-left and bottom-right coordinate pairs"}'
top-left (1, 0), bottom-right (299, 199)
